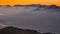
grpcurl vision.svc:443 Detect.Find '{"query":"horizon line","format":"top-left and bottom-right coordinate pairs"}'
top-left (0, 4), bottom-right (60, 7)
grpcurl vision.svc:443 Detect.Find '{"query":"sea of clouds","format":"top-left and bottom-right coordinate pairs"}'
top-left (0, 6), bottom-right (60, 34)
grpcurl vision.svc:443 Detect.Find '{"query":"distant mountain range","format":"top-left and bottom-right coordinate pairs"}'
top-left (0, 4), bottom-right (60, 11)
top-left (0, 4), bottom-right (60, 8)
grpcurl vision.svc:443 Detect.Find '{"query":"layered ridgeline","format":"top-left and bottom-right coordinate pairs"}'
top-left (0, 24), bottom-right (55, 34)
top-left (0, 4), bottom-right (60, 12)
top-left (0, 4), bottom-right (60, 8)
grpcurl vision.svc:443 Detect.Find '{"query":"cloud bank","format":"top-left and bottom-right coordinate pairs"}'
top-left (0, 6), bottom-right (60, 34)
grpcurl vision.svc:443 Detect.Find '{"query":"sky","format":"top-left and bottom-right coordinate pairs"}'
top-left (0, 0), bottom-right (60, 6)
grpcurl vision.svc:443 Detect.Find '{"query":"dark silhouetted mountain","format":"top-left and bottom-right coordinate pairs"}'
top-left (0, 5), bottom-right (2, 7)
top-left (24, 4), bottom-right (60, 11)
top-left (14, 5), bottom-right (21, 7)
top-left (0, 4), bottom-right (60, 9)
top-left (0, 4), bottom-right (60, 11)
top-left (49, 5), bottom-right (60, 9)
top-left (0, 26), bottom-right (41, 34)
top-left (25, 4), bottom-right (43, 11)
top-left (24, 4), bottom-right (60, 8)
top-left (25, 4), bottom-right (43, 8)
top-left (13, 4), bottom-right (26, 7)
top-left (28, 4), bottom-right (59, 8)
top-left (28, 4), bottom-right (41, 7)
top-left (5, 5), bottom-right (12, 8)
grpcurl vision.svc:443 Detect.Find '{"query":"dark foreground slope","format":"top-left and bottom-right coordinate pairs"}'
top-left (0, 26), bottom-right (41, 34)
top-left (0, 26), bottom-right (55, 34)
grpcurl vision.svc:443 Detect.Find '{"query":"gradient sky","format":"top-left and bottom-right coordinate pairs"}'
top-left (0, 0), bottom-right (60, 6)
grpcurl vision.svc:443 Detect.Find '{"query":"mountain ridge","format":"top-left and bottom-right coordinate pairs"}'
top-left (0, 4), bottom-right (60, 7)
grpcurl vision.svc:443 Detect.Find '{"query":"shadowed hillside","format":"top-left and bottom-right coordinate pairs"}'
top-left (0, 26), bottom-right (41, 34)
top-left (0, 26), bottom-right (55, 34)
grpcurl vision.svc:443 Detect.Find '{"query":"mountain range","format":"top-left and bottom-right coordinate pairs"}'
top-left (0, 4), bottom-right (60, 8)
top-left (0, 4), bottom-right (60, 11)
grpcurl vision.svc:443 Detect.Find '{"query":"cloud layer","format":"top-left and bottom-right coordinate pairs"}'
top-left (0, 7), bottom-right (60, 34)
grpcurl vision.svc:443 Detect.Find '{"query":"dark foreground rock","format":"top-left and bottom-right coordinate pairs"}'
top-left (0, 26), bottom-right (41, 34)
top-left (0, 26), bottom-right (55, 34)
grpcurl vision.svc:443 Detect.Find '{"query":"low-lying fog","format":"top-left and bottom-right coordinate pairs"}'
top-left (0, 7), bottom-right (60, 34)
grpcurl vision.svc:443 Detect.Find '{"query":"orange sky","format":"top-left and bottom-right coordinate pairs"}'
top-left (0, 0), bottom-right (60, 6)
